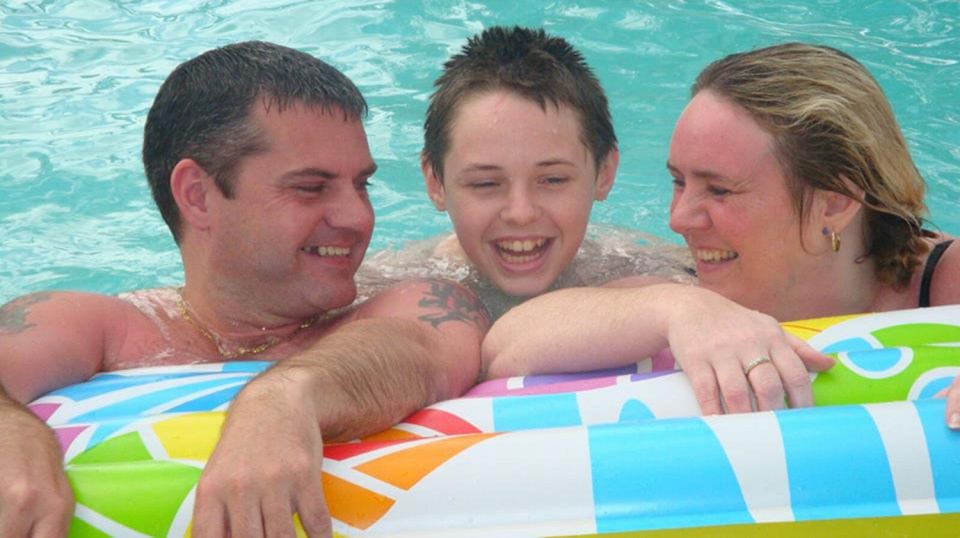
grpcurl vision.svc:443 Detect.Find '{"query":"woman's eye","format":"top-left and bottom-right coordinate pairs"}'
top-left (708, 186), bottom-right (732, 197)
top-left (671, 178), bottom-right (685, 189)
top-left (357, 178), bottom-right (372, 191)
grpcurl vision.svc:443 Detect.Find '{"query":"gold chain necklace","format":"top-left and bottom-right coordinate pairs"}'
top-left (175, 288), bottom-right (320, 359)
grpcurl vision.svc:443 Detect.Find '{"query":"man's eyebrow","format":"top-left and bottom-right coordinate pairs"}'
top-left (281, 164), bottom-right (378, 180)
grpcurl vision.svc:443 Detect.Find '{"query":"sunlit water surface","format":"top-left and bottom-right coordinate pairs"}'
top-left (2, 0), bottom-right (958, 303)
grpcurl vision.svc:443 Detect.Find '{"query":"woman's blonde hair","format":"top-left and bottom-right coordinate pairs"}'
top-left (693, 42), bottom-right (928, 287)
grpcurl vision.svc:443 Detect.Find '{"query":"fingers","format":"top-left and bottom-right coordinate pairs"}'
top-left (261, 495), bottom-right (296, 538)
top-left (713, 359), bottom-right (755, 413)
top-left (295, 482), bottom-right (333, 538)
top-left (768, 340), bottom-right (815, 409)
top-left (684, 363), bottom-right (724, 415)
top-left (191, 482), bottom-right (227, 538)
top-left (944, 374), bottom-right (960, 430)
top-left (787, 334), bottom-right (836, 372)
top-left (28, 507), bottom-right (74, 538)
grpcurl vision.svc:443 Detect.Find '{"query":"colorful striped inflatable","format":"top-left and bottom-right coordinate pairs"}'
top-left (30, 305), bottom-right (960, 536)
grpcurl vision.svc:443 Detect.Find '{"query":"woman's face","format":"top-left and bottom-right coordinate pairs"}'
top-left (667, 90), bottom-right (827, 319)
top-left (424, 90), bottom-right (616, 297)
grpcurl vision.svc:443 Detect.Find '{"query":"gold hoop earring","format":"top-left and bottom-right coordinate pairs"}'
top-left (831, 232), bottom-right (841, 252)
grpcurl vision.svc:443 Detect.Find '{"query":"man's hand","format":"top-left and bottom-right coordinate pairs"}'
top-left (0, 400), bottom-right (74, 537)
top-left (192, 279), bottom-right (488, 537)
top-left (192, 374), bottom-right (331, 537)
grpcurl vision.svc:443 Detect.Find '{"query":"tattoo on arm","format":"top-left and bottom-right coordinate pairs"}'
top-left (0, 293), bottom-right (53, 335)
top-left (417, 281), bottom-right (491, 330)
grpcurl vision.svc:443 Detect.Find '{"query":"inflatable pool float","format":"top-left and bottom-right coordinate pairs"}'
top-left (30, 305), bottom-right (960, 536)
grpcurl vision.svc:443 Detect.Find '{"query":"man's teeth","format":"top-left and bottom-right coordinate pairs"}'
top-left (696, 249), bottom-right (738, 262)
top-left (302, 246), bottom-right (350, 256)
top-left (497, 238), bottom-right (546, 253)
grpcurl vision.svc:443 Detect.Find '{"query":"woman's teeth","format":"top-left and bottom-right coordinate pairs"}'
top-left (301, 246), bottom-right (350, 256)
top-left (696, 249), bottom-right (738, 262)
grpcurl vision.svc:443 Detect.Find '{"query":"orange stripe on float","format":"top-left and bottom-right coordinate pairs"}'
top-left (322, 472), bottom-right (395, 530)
top-left (354, 434), bottom-right (496, 490)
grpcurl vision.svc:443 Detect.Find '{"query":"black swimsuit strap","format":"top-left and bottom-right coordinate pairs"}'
top-left (919, 240), bottom-right (954, 308)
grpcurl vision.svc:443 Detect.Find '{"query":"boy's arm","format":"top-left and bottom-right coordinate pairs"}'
top-left (0, 292), bottom-right (117, 537)
top-left (192, 279), bottom-right (489, 537)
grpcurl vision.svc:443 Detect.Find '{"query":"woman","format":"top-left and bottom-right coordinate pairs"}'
top-left (484, 43), bottom-right (958, 424)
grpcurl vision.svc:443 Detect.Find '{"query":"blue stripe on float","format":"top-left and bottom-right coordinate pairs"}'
top-left (821, 337), bottom-right (874, 354)
top-left (492, 393), bottom-right (581, 431)
top-left (222, 361), bottom-right (271, 373)
top-left (618, 399), bottom-right (655, 422)
top-left (589, 418), bottom-right (751, 532)
top-left (69, 378), bottom-right (245, 424)
top-left (778, 405), bottom-right (899, 520)
top-left (916, 398), bottom-right (960, 512)
top-left (49, 373), bottom-right (211, 401)
top-left (165, 383), bottom-right (246, 413)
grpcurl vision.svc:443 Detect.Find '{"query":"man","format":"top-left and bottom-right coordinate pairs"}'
top-left (0, 41), bottom-right (488, 537)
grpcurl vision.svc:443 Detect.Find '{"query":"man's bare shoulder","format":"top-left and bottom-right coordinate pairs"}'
top-left (0, 290), bottom-right (131, 336)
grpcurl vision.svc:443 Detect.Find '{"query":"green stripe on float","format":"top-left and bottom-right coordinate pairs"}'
top-left (557, 511), bottom-right (960, 537)
top-left (67, 460), bottom-right (202, 537)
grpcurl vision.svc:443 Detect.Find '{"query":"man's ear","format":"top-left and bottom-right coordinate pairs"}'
top-left (421, 155), bottom-right (446, 211)
top-left (818, 175), bottom-right (864, 233)
top-left (594, 146), bottom-right (619, 201)
top-left (170, 158), bottom-right (215, 232)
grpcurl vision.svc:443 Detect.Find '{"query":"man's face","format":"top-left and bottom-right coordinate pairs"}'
top-left (207, 100), bottom-right (376, 317)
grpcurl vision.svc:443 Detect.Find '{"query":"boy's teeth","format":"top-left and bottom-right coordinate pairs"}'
top-left (498, 238), bottom-right (546, 253)
top-left (696, 249), bottom-right (738, 262)
top-left (302, 246), bottom-right (350, 256)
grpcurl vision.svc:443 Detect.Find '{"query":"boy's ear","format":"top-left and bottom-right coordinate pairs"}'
top-left (170, 158), bottom-right (215, 232)
top-left (594, 146), bottom-right (619, 201)
top-left (421, 155), bottom-right (447, 211)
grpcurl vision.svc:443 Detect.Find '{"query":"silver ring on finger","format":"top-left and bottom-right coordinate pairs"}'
top-left (743, 356), bottom-right (772, 377)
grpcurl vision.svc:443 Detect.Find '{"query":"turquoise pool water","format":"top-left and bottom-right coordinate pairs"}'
top-left (2, 0), bottom-right (958, 304)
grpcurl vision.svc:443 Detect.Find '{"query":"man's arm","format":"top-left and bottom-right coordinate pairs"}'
top-left (0, 292), bottom-right (115, 537)
top-left (482, 283), bottom-right (833, 414)
top-left (192, 279), bottom-right (489, 537)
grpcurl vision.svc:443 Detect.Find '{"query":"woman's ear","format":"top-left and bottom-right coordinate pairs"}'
top-left (819, 175), bottom-right (865, 232)
top-left (421, 155), bottom-right (447, 211)
top-left (594, 146), bottom-right (620, 201)
top-left (170, 158), bottom-right (214, 232)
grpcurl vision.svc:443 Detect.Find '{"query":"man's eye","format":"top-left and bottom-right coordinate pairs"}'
top-left (671, 178), bottom-right (685, 189)
top-left (470, 181), bottom-right (498, 189)
top-left (297, 184), bottom-right (325, 193)
top-left (357, 178), bottom-right (372, 191)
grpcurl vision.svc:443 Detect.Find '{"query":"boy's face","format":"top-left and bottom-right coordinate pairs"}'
top-left (424, 90), bottom-right (616, 297)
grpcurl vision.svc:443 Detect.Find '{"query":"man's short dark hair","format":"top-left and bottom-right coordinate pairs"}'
top-left (423, 26), bottom-right (616, 179)
top-left (142, 40), bottom-right (367, 243)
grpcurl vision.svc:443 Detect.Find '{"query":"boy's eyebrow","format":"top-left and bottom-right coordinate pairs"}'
top-left (459, 163), bottom-right (503, 173)
top-left (536, 158), bottom-right (577, 167)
